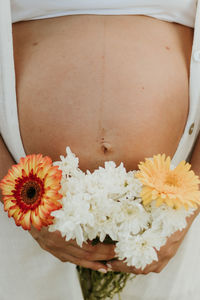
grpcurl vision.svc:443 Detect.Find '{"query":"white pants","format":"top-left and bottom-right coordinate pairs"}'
top-left (0, 204), bottom-right (84, 300)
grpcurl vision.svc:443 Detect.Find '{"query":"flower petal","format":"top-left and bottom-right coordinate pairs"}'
top-left (0, 153), bottom-right (62, 231)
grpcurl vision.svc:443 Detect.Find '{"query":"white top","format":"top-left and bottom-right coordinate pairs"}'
top-left (1, 3), bottom-right (200, 300)
top-left (11, 0), bottom-right (197, 28)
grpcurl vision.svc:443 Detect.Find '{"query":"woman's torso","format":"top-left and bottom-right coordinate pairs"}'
top-left (12, 15), bottom-right (193, 171)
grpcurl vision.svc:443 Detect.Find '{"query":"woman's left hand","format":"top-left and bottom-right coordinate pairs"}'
top-left (107, 134), bottom-right (200, 274)
top-left (106, 208), bottom-right (199, 274)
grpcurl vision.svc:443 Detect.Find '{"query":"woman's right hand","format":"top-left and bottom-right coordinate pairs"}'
top-left (0, 136), bottom-right (115, 272)
top-left (29, 225), bottom-right (115, 272)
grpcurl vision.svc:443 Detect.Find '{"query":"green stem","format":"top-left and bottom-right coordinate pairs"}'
top-left (77, 266), bottom-right (135, 300)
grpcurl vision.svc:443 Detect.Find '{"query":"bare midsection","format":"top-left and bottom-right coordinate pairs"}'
top-left (12, 15), bottom-right (193, 171)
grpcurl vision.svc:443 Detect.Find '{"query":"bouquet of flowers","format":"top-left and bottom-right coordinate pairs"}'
top-left (0, 148), bottom-right (200, 299)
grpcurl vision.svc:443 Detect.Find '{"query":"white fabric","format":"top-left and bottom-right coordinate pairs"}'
top-left (0, 208), bottom-right (84, 300)
top-left (172, 0), bottom-right (200, 165)
top-left (0, 0), bottom-right (26, 162)
top-left (1, 0), bottom-right (200, 299)
top-left (11, 0), bottom-right (197, 28)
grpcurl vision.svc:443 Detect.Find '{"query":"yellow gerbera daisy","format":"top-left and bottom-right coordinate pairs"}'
top-left (135, 154), bottom-right (200, 209)
top-left (0, 154), bottom-right (62, 230)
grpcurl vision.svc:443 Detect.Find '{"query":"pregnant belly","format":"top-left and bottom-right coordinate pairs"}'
top-left (13, 15), bottom-right (193, 171)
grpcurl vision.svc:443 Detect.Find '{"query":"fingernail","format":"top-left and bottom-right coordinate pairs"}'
top-left (98, 268), bottom-right (107, 274)
top-left (106, 263), bottom-right (112, 269)
top-left (106, 263), bottom-right (112, 271)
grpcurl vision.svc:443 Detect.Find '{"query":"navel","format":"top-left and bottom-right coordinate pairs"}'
top-left (101, 142), bottom-right (112, 154)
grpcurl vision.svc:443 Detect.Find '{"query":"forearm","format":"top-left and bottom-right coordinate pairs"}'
top-left (0, 135), bottom-right (15, 204)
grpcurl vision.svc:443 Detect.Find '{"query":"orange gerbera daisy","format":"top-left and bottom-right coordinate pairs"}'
top-left (0, 154), bottom-right (62, 230)
top-left (135, 154), bottom-right (200, 209)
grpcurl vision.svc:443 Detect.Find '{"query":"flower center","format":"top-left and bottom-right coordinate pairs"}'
top-left (26, 186), bottom-right (36, 199)
top-left (164, 173), bottom-right (180, 188)
top-left (21, 181), bottom-right (41, 205)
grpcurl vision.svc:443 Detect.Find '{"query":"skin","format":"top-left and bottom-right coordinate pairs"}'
top-left (13, 15), bottom-right (192, 169)
top-left (0, 14), bottom-right (197, 274)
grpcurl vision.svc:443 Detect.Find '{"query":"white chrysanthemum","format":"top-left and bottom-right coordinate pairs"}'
top-left (94, 201), bottom-right (123, 242)
top-left (50, 193), bottom-right (94, 246)
top-left (116, 229), bottom-right (166, 270)
top-left (150, 201), bottom-right (194, 236)
top-left (53, 147), bottom-right (83, 179)
top-left (49, 147), bottom-right (196, 270)
top-left (117, 199), bottom-right (150, 237)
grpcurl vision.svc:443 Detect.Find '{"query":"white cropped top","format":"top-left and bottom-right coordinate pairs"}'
top-left (11, 0), bottom-right (197, 27)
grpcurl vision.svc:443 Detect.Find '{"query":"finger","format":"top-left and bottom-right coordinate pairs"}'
top-left (107, 258), bottom-right (169, 275)
top-left (106, 259), bottom-right (152, 275)
top-left (70, 255), bottom-right (108, 272)
top-left (70, 240), bottom-right (116, 260)
top-left (106, 259), bottom-right (136, 273)
top-left (51, 251), bottom-right (108, 272)
top-left (65, 244), bottom-right (115, 261)
top-left (152, 259), bottom-right (169, 273)
top-left (86, 243), bottom-right (116, 260)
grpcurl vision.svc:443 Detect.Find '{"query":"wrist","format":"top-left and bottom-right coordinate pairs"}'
top-left (0, 191), bottom-right (3, 204)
